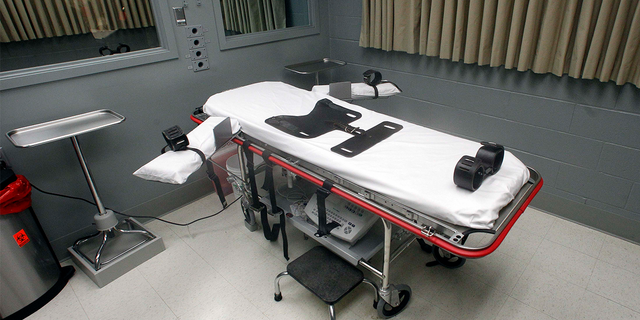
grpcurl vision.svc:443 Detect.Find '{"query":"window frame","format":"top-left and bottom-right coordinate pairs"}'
top-left (0, 0), bottom-right (178, 91)
top-left (212, 0), bottom-right (319, 50)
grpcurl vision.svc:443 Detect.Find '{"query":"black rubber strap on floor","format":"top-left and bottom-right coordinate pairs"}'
top-left (265, 99), bottom-right (362, 138)
top-left (314, 180), bottom-right (340, 237)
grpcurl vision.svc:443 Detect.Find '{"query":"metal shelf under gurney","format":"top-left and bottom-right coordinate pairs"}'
top-left (230, 132), bottom-right (543, 310)
top-left (6, 110), bottom-right (164, 287)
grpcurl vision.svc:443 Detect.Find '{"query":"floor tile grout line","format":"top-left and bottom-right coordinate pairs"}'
top-left (583, 286), bottom-right (640, 316)
top-left (65, 262), bottom-right (94, 320)
top-left (135, 269), bottom-right (180, 319)
top-left (507, 294), bottom-right (563, 320)
top-left (583, 258), bottom-right (640, 314)
top-left (165, 210), bottom-right (284, 319)
top-left (134, 224), bottom-right (184, 319)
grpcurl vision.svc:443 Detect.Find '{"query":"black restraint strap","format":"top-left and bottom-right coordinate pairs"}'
top-left (242, 144), bottom-right (285, 259)
top-left (261, 150), bottom-right (289, 260)
top-left (314, 180), bottom-right (340, 237)
top-left (171, 146), bottom-right (227, 208)
top-left (242, 142), bottom-right (262, 207)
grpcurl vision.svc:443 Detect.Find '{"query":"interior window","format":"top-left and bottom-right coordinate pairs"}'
top-left (214, 0), bottom-right (318, 50)
top-left (0, 0), bottom-right (159, 72)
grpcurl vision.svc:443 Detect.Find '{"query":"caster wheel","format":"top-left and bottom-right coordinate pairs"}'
top-left (274, 293), bottom-right (282, 301)
top-left (416, 238), bottom-right (433, 253)
top-left (376, 284), bottom-right (411, 319)
top-left (433, 246), bottom-right (466, 269)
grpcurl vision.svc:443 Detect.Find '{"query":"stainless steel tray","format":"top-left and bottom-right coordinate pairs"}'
top-left (285, 58), bottom-right (346, 74)
top-left (6, 109), bottom-right (125, 148)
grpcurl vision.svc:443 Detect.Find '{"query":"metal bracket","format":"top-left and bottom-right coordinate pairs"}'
top-left (420, 225), bottom-right (435, 237)
top-left (450, 232), bottom-right (464, 243)
top-left (361, 190), bottom-right (374, 200)
top-left (379, 284), bottom-right (401, 307)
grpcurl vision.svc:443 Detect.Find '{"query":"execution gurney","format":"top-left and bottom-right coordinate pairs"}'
top-left (194, 81), bottom-right (543, 317)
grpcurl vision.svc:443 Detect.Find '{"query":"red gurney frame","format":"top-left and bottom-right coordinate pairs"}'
top-left (231, 136), bottom-right (543, 259)
top-left (193, 115), bottom-right (543, 316)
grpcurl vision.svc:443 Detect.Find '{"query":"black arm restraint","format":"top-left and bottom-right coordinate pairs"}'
top-left (363, 69), bottom-right (382, 99)
top-left (161, 126), bottom-right (227, 208)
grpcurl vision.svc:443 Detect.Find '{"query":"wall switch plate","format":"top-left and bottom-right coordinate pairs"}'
top-left (188, 48), bottom-right (208, 60)
top-left (188, 36), bottom-right (205, 49)
top-left (173, 7), bottom-right (186, 26)
top-left (185, 25), bottom-right (203, 38)
top-left (192, 59), bottom-right (209, 72)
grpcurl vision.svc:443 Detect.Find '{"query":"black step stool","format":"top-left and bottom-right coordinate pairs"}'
top-left (274, 246), bottom-right (378, 320)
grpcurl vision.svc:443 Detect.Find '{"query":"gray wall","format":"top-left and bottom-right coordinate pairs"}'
top-left (0, 0), bottom-right (329, 258)
top-left (328, 0), bottom-right (640, 243)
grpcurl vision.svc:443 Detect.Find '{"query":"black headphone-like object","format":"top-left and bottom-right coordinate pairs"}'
top-left (99, 43), bottom-right (131, 56)
top-left (453, 142), bottom-right (505, 191)
top-left (363, 69), bottom-right (382, 86)
top-left (363, 70), bottom-right (383, 98)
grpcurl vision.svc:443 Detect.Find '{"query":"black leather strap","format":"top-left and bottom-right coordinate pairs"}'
top-left (314, 180), bottom-right (340, 237)
top-left (260, 148), bottom-right (289, 260)
top-left (243, 143), bottom-right (279, 242)
top-left (242, 142), bottom-right (261, 206)
top-left (186, 147), bottom-right (227, 208)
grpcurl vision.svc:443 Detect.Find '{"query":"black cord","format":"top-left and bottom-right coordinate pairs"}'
top-left (29, 182), bottom-right (240, 226)
top-left (30, 183), bottom-right (96, 206)
top-left (115, 197), bottom-right (241, 227)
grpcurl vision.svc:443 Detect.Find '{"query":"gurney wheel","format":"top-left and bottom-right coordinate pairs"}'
top-left (416, 239), bottom-right (433, 253)
top-left (376, 284), bottom-right (411, 319)
top-left (433, 246), bottom-right (466, 269)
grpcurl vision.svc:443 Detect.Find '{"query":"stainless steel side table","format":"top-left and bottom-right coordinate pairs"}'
top-left (7, 110), bottom-right (164, 287)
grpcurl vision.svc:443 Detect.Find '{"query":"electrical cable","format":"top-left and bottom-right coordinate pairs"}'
top-left (29, 182), bottom-right (240, 226)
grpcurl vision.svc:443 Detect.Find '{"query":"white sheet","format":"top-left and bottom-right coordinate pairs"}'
top-left (203, 82), bottom-right (530, 229)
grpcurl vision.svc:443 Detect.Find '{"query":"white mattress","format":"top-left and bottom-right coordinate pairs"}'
top-left (203, 82), bottom-right (530, 229)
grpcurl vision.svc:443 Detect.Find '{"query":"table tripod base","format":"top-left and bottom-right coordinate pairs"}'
top-left (68, 218), bottom-right (164, 287)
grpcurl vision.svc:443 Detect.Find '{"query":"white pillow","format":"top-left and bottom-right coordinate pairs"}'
top-left (311, 82), bottom-right (401, 99)
top-left (133, 117), bottom-right (241, 184)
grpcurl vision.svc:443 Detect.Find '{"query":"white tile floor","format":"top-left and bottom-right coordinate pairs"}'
top-left (28, 193), bottom-right (640, 320)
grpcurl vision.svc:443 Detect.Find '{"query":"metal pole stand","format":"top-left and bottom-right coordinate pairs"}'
top-left (66, 136), bottom-right (164, 287)
top-left (7, 110), bottom-right (165, 287)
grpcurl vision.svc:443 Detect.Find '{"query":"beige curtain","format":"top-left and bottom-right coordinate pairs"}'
top-left (0, 0), bottom-right (155, 43)
top-left (220, 0), bottom-right (286, 35)
top-left (360, 0), bottom-right (640, 87)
